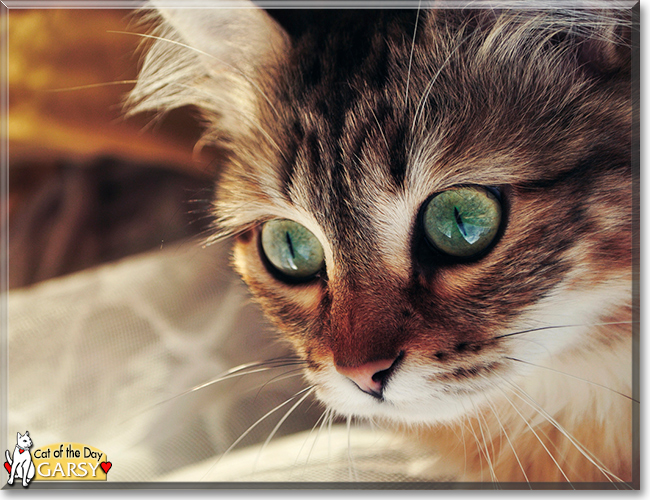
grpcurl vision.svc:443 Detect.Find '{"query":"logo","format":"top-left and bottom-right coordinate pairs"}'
top-left (5, 431), bottom-right (110, 487)
top-left (5, 431), bottom-right (35, 488)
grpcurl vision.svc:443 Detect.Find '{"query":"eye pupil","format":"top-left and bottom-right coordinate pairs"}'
top-left (286, 232), bottom-right (296, 259)
top-left (454, 206), bottom-right (467, 237)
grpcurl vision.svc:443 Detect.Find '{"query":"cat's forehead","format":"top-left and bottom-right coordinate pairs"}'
top-left (214, 7), bottom-right (629, 271)
top-left (277, 8), bottom-right (615, 179)
top-left (281, 13), bottom-right (619, 189)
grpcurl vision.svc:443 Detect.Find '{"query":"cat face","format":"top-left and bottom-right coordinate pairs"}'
top-left (218, 10), bottom-right (632, 424)
top-left (17, 432), bottom-right (32, 449)
top-left (130, 6), bottom-right (632, 426)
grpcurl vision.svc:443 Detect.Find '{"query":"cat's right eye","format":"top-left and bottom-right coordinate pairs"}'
top-left (260, 219), bottom-right (325, 282)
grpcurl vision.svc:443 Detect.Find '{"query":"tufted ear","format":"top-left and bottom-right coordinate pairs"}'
top-left (153, 0), bottom-right (289, 77)
top-left (127, 0), bottom-right (290, 146)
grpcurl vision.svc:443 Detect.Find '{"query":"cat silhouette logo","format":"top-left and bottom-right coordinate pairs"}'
top-left (4, 433), bottom-right (110, 485)
top-left (4, 431), bottom-right (35, 488)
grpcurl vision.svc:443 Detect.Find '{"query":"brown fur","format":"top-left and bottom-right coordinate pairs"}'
top-left (131, 3), bottom-right (636, 486)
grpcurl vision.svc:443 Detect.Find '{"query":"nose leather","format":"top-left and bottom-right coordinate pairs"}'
top-left (336, 358), bottom-right (396, 396)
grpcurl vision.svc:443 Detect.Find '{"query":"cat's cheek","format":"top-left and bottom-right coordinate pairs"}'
top-left (231, 233), bottom-right (326, 344)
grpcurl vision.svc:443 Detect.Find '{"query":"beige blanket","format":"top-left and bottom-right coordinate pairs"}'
top-left (6, 239), bottom-right (447, 485)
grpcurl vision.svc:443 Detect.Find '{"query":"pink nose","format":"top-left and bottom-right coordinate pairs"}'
top-left (336, 358), bottom-right (397, 396)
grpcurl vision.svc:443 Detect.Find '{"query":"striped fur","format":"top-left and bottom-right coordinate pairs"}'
top-left (131, 2), bottom-right (635, 484)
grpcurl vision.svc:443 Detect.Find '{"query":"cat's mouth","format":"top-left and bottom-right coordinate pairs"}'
top-left (308, 351), bottom-right (508, 424)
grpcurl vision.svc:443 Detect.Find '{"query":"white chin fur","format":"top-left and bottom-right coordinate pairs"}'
top-left (309, 365), bottom-right (501, 426)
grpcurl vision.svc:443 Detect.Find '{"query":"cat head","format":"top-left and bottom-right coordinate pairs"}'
top-left (130, 2), bottom-right (633, 425)
top-left (17, 432), bottom-right (32, 449)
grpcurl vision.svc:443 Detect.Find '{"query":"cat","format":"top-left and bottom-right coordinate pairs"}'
top-left (128, 0), bottom-right (637, 485)
top-left (5, 431), bottom-right (35, 487)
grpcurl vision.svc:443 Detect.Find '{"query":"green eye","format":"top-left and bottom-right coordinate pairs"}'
top-left (261, 219), bottom-right (325, 280)
top-left (423, 186), bottom-right (502, 259)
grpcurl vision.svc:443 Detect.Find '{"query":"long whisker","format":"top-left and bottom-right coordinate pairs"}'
top-left (479, 406), bottom-right (502, 486)
top-left (492, 381), bottom-right (575, 487)
top-left (200, 385), bottom-right (315, 481)
top-left (369, 106), bottom-right (390, 153)
top-left (493, 321), bottom-right (633, 341)
top-left (251, 367), bottom-right (307, 402)
top-left (464, 414), bottom-right (486, 482)
top-left (483, 396), bottom-right (531, 487)
top-left (295, 407), bottom-right (332, 480)
top-left (471, 402), bottom-right (498, 485)
top-left (504, 356), bottom-right (638, 403)
top-left (327, 409), bottom-right (335, 464)
top-left (252, 386), bottom-right (316, 475)
top-left (459, 416), bottom-right (468, 478)
top-left (120, 358), bottom-right (303, 424)
top-left (403, 0), bottom-right (421, 109)
top-left (503, 378), bottom-right (629, 487)
top-left (409, 31), bottom-right (471, 139)
top-left (45, 80), bottom-right (139, 92)
top-left (184, 358), bottom-right (304, 395)
top-left (346, 415), bottom-right (359, 482)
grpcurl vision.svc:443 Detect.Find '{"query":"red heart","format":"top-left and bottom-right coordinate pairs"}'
top-left (100, 462), bottom-right (112, 474)
top-left (4, 462), bottom-right (10, 474)
top-left (19, 450), bottom-right (24, 454)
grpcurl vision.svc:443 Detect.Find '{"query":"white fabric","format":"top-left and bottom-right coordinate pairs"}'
top-left (6, 239), bottom-right (446, 484)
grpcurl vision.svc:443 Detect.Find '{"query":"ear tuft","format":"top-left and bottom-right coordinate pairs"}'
top-left (127, 0), bottom-right (290, 146)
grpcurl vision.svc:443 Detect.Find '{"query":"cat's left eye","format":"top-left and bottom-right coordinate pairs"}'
top-left (422, 186), bottom-right (502, 259)
top-left (260, 219), bottom-right (325, 281)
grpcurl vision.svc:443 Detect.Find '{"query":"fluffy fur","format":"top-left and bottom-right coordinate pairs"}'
top-left (129, 1), bottom-right (636, 485)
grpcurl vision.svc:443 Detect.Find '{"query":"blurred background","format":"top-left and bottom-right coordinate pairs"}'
top-left (4, 10), bottom-right (330, 482)
top-left (6, 8), bottom-right (222, 289)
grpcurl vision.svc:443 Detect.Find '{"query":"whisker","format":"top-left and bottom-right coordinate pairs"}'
top-left (185, 358), bottom-right (304, 395)
top-left (478, 406), bottom-right (502, 477)
top-left (119, 358), bottom-right (303, 425)
top-left (459, 416), bottom-right (468, 479)
top-left (464, 414), bottom-right (486, 482)
top-left (327, 410), bottom-right (335, 464)
top-left (295, 407), bottom-right (332, 480)
top-left (478, 406), bottom-right (501, 487)
top-left (409, 30), bottom-right (471, 141)
top-left (369, 106), bottom-right (390, 153)
top-left (252, 386), bottom-right (316, 475)
top-left (251, 367), bottom-right (307, 402)
top-left (403, 0), bottom-right (421, 109)
top-left (471, 402), bottom-right (498, 485)
top-left (503, 379), bottom-right (629, 487)
top-left (493, 321), bottom-right (633, 341)
top-left (491, 381), bottom-right (575, 487)
top-left (346, 415), bottom-right (359, 482)
top-left (483, 396), bottom-right (531, 488)
top-left (504, 356), bottom-right (638, 403)
top-left (45, 80), bottom-right (139, 92)
top-left (200, 385), bottom-right (315, 481)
